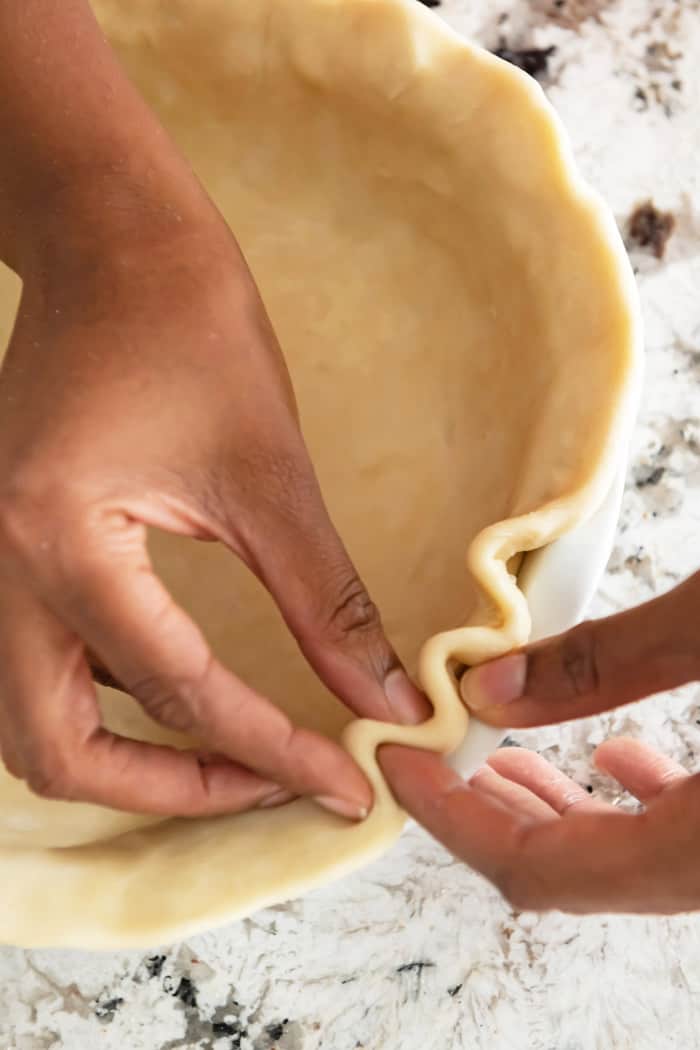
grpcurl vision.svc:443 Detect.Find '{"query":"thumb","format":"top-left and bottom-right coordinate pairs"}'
top-left (461, 571), bottom-right (700, 728)
top-left (239, 452), bottom-right (431, 727)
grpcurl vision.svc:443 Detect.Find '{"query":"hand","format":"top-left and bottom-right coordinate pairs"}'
top-left (382, 737), bottom-right (695, 913)
top-left (382, 572), bottom-right (700, 913)
top-left (0, 1), bottom-right (429, 823)
top-left (0, 191), bottom-right (425, 822)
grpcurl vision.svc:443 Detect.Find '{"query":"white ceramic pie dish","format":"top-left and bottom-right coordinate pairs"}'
top-left (448, 458), bottom-right (631, 777)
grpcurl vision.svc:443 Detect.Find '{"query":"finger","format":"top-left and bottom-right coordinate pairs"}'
top-left (594, 737), bottom-right (689, 804)
top-left (461, 572), bottom-right (700, 729)
top-left (234, 438), bottom-right (431, 727)
top-left (0, 587), bottom-right (293, 816)
top-left (381, 743), bottom-right (698, 914)
top-left (38, 514), bottom-right (372, 818)
top-left (469, 763), bottom-right (559, 822)
top-left (381, 744), bottom-right (560, 896)
top-left (487, 748), bottom-right (609, 814)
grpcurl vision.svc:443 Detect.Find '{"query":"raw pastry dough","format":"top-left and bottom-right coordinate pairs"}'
top-left (0, 0), bottom-right (640, 947)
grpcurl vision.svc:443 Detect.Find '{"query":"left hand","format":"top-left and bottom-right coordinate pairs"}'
top-left (381, 737), bottom-right (695, 914)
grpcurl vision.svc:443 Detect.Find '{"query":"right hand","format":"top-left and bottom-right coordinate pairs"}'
top-left (382, 571), bottom-right (700, 913)
top-left (0, 182), bottom-right (427, 823)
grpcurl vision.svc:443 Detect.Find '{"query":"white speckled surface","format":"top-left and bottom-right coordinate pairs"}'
top-left (3, 1), bottom-right (700, 1047)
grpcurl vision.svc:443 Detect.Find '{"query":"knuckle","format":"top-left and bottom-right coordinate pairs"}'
top-left (131, 656), bottom-right (213, 735)
top-left (561, 792), bottom-right (590, 814)
top-left (324, 572), bottom-right (382, 641)
top-left (559, 622), bottom-right (600, 699)
top-left (315, 566), bottom-right (398, 680)
top-left (25, 752), bottom-right (76, 801)
top-left (657, 766), bottom-right (683, 792)
top-left (132, 677), bottom-right (197, 733)
top-left (55, 510), bottom-right (143, 606)
top-left (276, 720), bottom-right (305, 767)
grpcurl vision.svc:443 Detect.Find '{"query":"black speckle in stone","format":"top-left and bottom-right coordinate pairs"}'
top-left (447, 984), bottom-right (463, 997)
top-left (499, 736), bottom-right (522, 748)
top-left (627, 200), bottom-right (675, 259)
top-left (213, 1021), bottom-right (239, 1036)
top-left (635, 465), bottom-right (665, 488)
top-left (586, 784), bottom-right (594, 794)
top-left (174, 976), bottom-right (198, 1008)
top-left (634, 86), bottom-right (649, 111)
top-left (266, 1019), bottom-right (289, 1041)
top-left (418, 0), bottom-right (441, 6)
top-left (94, 997), bottom-right (124, 1022)
top-left (492, 44), bottom-right (556, 80)
top-left (396, 961), bottom-right (436, 975)
top-left (145, 955), bottom-right (166, 978)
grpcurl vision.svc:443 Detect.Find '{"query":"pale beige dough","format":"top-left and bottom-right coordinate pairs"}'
top-left (0, 0), bottom-right (640, 946)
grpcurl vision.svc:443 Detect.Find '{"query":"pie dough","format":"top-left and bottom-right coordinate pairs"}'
top-left (0, 0), bottom-right (641, 947)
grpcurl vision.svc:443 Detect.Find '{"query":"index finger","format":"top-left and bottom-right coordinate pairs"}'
top-left (461, 573), bottom-right (700, 729)
top-left (34, 516), bottom-right (372, 817)
top-left (380, 745), bottom-right (700, 914)
top-left (0, 586), bottom-right (288, 816)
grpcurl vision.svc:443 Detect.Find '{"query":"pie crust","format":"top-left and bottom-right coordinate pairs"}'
top-left (0, 0), bottom-right (641, 947)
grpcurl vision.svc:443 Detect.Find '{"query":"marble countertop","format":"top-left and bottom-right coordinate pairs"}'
top-left (2, 1), bottom-right (700, 1047)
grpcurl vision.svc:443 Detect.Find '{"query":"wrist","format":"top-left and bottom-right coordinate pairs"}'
top-left (13, 159), bottom-right (227, 293)
top-left (0, 0), bottom-right (222, 279)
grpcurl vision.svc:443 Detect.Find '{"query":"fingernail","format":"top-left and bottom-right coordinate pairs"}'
top-left (257, 787), bottom-right (295, 809)
top-left (384, 669), bottom-right (430, 725)
top-left (315, 795), bottom-right (369, 821)
top-left (461, 653), bottom-right (527, 710)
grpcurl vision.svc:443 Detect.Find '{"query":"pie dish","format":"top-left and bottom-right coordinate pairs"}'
top-left (0, 0), bottom-right (642, 948)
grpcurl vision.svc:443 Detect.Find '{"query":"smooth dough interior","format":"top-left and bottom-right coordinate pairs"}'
top-left (0, 0), bottom-right (638, 947)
